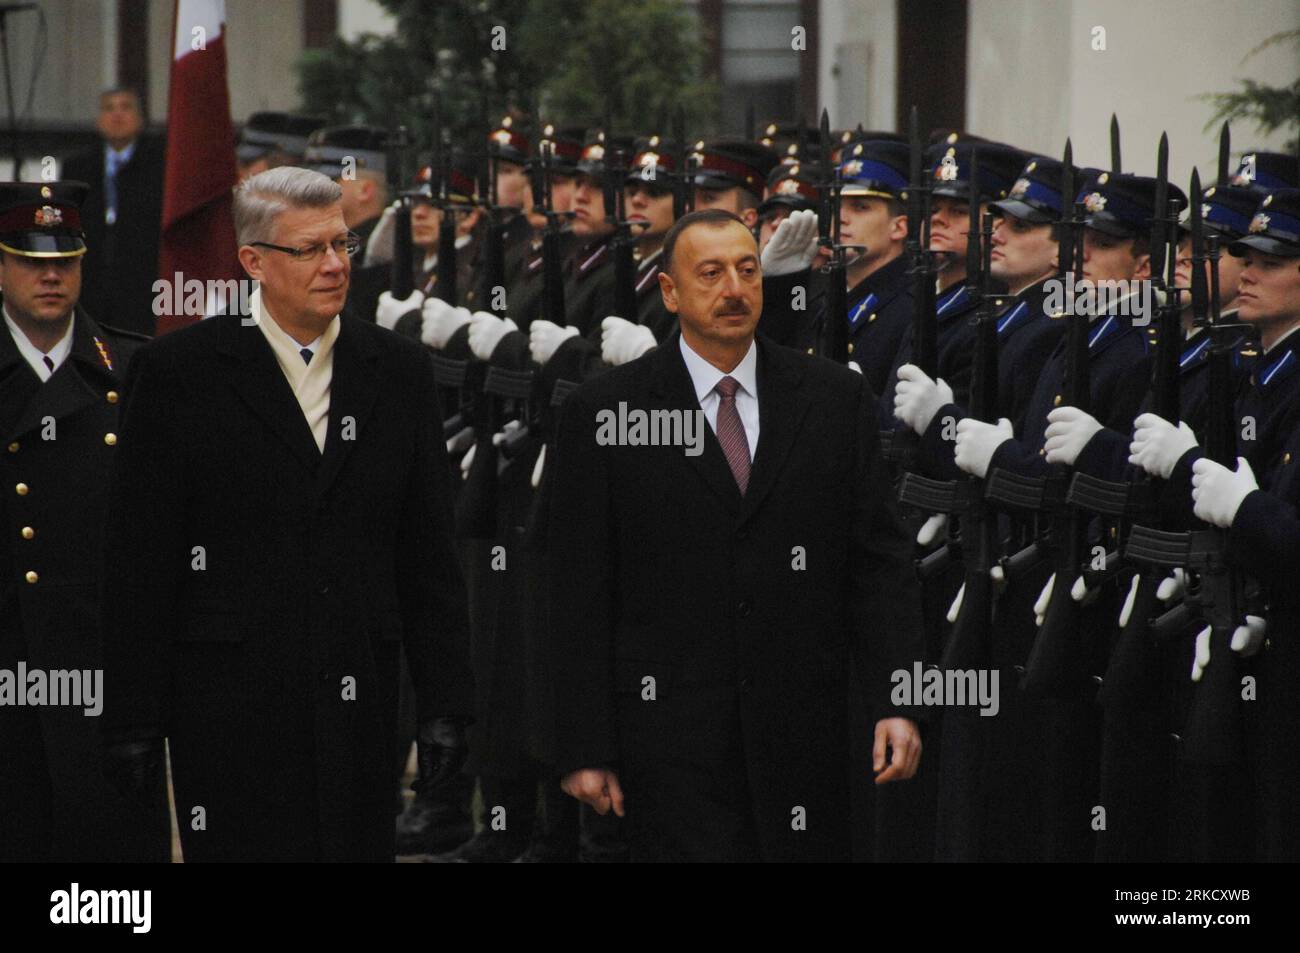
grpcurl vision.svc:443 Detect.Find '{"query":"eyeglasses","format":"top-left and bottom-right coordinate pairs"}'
top-left (250, 232), bottom-right (361, 263)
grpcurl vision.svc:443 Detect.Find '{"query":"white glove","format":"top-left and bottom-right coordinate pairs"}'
top-left (917, 513), bottom-right (948, 548)
top-left (1044, 406), bottom-right (1104, 467)
top-left (421, 298), bottom-right (471, 348)
top-left (1118, 573), bottom-right (1143, 628)
top-left (492, 419), bottom-right (523, 447)
top-left (847, 360), bottom-right (863, 375)
top-left (759, 208), bottom-right (819, 276)
top-left (1191, 456), bottom-right (1258, 529)
top-left (1157, 568), bottom-right (1186, 603)
top-left (1192, 615), bottom-right (1267, 681)
top-left (468, 311), bottom-right (518, 360)
top-left (1129, 414), bottom-right (1198, 480)
top-left (531, 444), bottom-right (546, 488)
top-left (376, 289), bottom-right (424, 330)
top-left (954, 417), bottom-right (1015, 479)
top-left (529, 320), bottom-right (579, 365)
top-left (1034, 573), bottom-right (1056, 627)
top-left (601, 316), bottom-right (657, 366)
top-left (989, 563), bottom-right (1008, 596)
top-left (1070, 574), bottom-right (1100, 606)
top-left (894, 364), bottom-right (953, 436)
top-left (364, 200), bottom-right (400, 266)
top-left (460, 441), bottom-right (477, 479)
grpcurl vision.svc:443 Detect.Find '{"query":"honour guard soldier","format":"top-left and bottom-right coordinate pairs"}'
top-left (236, 112), bottom-right (327, 182)
top-left (302, 125), bottom-right (390, 266)
top-left (0, 181), bottom-right (167, 861)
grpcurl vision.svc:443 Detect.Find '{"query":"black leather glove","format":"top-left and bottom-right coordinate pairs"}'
top-left (413, 716), bottom-right (468, 796)
top-left (103, 737), bottom-right (165, 804)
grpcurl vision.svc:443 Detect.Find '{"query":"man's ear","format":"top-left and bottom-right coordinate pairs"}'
top-left (658, 270), bottom-right (679, 313)
top-left (740, 206), bottom-right (758, 230)
top-left (1132, 252), bottom-right (1152, 282)
top-left (238, 246), bottom-right (264, 281)
top-left (889, 214), bottom-right (908, 243)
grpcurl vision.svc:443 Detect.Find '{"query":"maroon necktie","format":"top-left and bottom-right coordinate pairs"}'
top-left (714, 376), bottom-right (751, 495)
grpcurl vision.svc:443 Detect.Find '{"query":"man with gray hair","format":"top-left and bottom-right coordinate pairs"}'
top-left (100, 166), bottom-right (474, 861)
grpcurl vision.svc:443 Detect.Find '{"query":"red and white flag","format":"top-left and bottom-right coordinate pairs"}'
top-left (156, 0), bottom-right (240, 334)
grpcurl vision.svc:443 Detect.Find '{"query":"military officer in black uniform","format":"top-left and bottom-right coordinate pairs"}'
top-left (0, 181), bottom-right (168, 862)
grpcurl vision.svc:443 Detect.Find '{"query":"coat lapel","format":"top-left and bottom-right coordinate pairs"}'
top-left (0, 312), bottom-right (41, 438)
top-left (315, 317), bottom-right (381, 494)
top-left (739, 338), bottom-right (811, 525)
top-left (649, 335), bottom-right (742, 517)
top-left (3, 309), bottom-right (115, 441)
top-left (217, 312), bottom-right (323, 474)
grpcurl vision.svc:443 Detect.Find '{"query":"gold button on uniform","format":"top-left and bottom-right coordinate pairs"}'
top-left (847, 343), bottom-right (854, 354)
top-left (106, 390), bottom-right (119, 404)
top-left (6, 441), bottom-right (17, 453)
top-left (1285, 452), bottom-right (1292, 465)
top-left (868, 312), bottom-right (877, 323)
top-left (25, 571), bottom-right (38, 584)
top-left (21, 527), bottom-right (34, 540)
top-left (15, 483), bottom-right (28, 496)
top-left (1053, 394), bottom-right (1062, 407)
top-left (104, 433), bottom-right (117, 446)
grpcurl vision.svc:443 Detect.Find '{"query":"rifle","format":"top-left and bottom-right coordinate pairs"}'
top-left (606, 135), bottom-right (640, 323)
top-left (389, 124), bottom-right (416, 300)
top-left (1110, 113), bottom-right (1122, 174)
top-left (982, 142), bottom-right (1092, 698)
top-left (432, 94), bottom-right (459, 305)
top-left (879, 106), bottom-right (939, 467)
top-left (1123, 185), bottom-right (1254, 766)
top-left (815, 108), bottom-right (850, 363)
top-left (673, 107), bottom-right (694, 221)
top-left (897, 167), bottom-right (1000, 670)
top-left (479, 118), bottom-right (511, 317)
top-left (533, 125), bottom-right (574, 327)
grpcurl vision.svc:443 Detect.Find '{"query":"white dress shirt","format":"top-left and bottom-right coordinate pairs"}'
top-left (679, 334), bottom-right (760, 457)
top-left (249, 288), bottom-right (340, 453)
top-left (4, 306), bottom-right (74, 382)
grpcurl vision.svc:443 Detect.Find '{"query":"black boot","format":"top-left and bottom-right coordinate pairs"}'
top-left (396, 718), bottom-right (475, 856)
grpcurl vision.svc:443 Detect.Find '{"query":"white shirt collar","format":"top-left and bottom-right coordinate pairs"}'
top-left (249, 287), bottom-right (340, 390)
top-left (3, 305), bottom-right (75, 383)
top-left (678, 333), bottom-right (758, 404)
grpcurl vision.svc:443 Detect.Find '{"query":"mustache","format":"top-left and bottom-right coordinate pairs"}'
top-left (715, 301), bottom-right (751, 316)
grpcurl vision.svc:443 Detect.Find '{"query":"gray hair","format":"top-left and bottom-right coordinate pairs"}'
top-left (233, 167), bottom-right (343, 246)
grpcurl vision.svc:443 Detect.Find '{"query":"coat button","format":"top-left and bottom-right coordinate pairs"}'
top-left (104, 433), bottom-right (117, 446)
top-left (21, 526), bottom-right (34, 540)
top-left (868, 312), bottom-right (877, 323)
top-left (847, 342), bottom-right (854, 354)
top-left (25, 570), bottom-right (38, 584)
top-left (106, 390), bottom-right (119, 403)
top-left (6, 441), bottom-right (17, 453)
top-left (737, 601), bottom-right (751, 617)
top-left (1053, 394), bottom-right (1062, 406)
top-left (318, 582), bottom-right (330, 595)
top-left (15, 482), bottom-right (28, 496)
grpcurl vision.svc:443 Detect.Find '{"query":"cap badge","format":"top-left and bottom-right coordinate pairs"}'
top-left (1232, 154), bottom-right (1256, 186)
top-left (35, 205), bottom-right (63, 226)
top-left (1249, 212), bottom-right (1270, 234)
top-left (1202, 203), bottom-right (1212, 219)
top-left (584, 143), bottom-right (605, 161)
top-left (775, 178), bottom-right (801, 195)
top-left (1083, 192), bottom-right (1108, 213)
top-left (843, 159), bottom-right (863, 178)
top-left (1010, 177), bottom-right (1030, 198)
top-left (492, 129), bottom-right (514, 146)
top-left (937, 153), bottom-right (959, 181)
top-left (639, 151), bottom-right (660, 170)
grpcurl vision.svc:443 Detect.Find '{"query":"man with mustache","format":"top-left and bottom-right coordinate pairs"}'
top-left (547, 208), bottom-right (924, 861)
top-left (0, 180), bottom-right (167, 862)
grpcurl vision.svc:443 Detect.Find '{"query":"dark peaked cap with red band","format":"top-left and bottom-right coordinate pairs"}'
top-left (691, 139), bottom-right (780, 199)
top-left (0, 181), bottom-right (89, 258)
